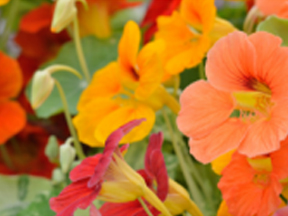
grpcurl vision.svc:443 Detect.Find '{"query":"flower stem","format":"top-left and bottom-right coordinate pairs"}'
top-left (198, 61), bottom-right (205, 80)
top-left (73, 17), bottom-right (91, 83)
top-left (54, 80), bottom-right (85, 160)
top-left (0, 0), bottom-right (19, 51)
top-left (0, 145), bottom-right (14, 170)
top-left (138, 198), bottom-right (154, 216)
top-left (161, 108), bottom-right (204, 206)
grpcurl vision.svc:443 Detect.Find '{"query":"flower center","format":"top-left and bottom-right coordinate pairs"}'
top-left (247, 157), bottom-right (272, 186)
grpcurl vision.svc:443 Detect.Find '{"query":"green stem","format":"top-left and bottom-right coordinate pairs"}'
top-left (54, 80), bottom-right (85, 160)
top-left (161, 109), bottom-right (204, 206)
top-left (0, 0), bottom-right (19, 51)
top-left (138, 198), bottom-right (153, 216)
top-left (198, 61), bottom-right (205, 80)
top-left (73, 17), bottom-right (91, 83)
top-left (173, 75), bottom-right (180, 97)
top-left (0, 145), bottom-right (14, 170)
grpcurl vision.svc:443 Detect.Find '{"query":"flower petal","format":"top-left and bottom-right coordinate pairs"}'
top-left (177, 80), bottom-right (234, 140)
top-left (0, 101), bottom-right (26, 144)
top-left (118, 21), bottom-right (140, 70)
top-left (206, 31), bottom-right (257, 92)
top-left (95, 103), bottom-right (155, 144)
top-left (0, 52), bottom-right (22, 100)
top-left (88, 119), bottom-right (144, 188)
top-left (189, 119), bottom-right (248, 163)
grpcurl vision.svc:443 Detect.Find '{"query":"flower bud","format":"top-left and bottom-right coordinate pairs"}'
top-left (52, 168), bottom-right (65, 185)
top-left (31, 70), bottom-right (55, 109)
top-left (51, 0), bottom-right (88, 33)
top-left (45, 135), bottom-right (59, 163)
top-left (60, 137), bottom-right (76, 174)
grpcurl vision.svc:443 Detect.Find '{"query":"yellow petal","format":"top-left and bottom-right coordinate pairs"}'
top-left (73, 98), bottom-right (120, 147)
top-left (77, 2), bottom-right (111, 38)
top-left (209, 17), bottom-right (237, 46)
top-left (77, 62), bottom-right (122, 110)
top-left (118, 21), bottom-right (140, 70)
top-left (135, 40), bottom-right (166, 100)
top-left (95, 103), bottom-right (155, 144)
top-left (211, 150), bottom-right (234, 175)
top-left (0, 0), bottom-right (9, 6)
top-left (217, 201), bottom-right (233, 216)
top-left (180, 0), bottom-right (216, 33)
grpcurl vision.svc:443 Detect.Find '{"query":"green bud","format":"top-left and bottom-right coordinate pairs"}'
top-left (52, 168), bottom-right (65, 185)
top-left (45, 135), bottom-right (59, 163)
top-left (60, 137), bottom-right (76, 174)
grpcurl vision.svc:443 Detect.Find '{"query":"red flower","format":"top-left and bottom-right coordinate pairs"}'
top-left (140, 0), bottom-right (181, 43)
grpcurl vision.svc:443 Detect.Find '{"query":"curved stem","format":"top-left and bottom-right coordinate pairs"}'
top-left (73, 17), bottom-right (91, 83)
top-left (0, 145), bottom-right (14, 170)
top-left (198, 61), bottom-right (205, 80)
top-left (54, 80), bottom-right (85, 159)
top-left (0, 0), bottom-right (19, 51)
top-left (138, 198), bottom-right (154, 216)
top-left (161, 109), bottom-right (204, 206)
top-left (48, 65), bottom-right (82, 79)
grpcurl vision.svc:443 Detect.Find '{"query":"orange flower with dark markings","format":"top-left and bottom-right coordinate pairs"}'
top-left (177, 31), bottom-right (288, 163)
top-left (0, 52), bottom-right (26, 145)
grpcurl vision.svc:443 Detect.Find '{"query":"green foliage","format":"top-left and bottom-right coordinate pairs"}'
top-left (27, 33), bottom-right (121, 118)
top-left (257, 15), bottom-right (288, 46)
top-left (0, 175), bottom-right (52, 216)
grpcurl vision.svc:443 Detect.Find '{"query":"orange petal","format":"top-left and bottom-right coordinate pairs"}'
top-left (19, 3), bottom-right (53, 33)
top-left (189, 118), bottom-right (248, 163)
top-left (135, 40), bottom-right (165, 100)
top-left (95, 103), bottom-right (155, 144)
top-left (118, 21), bottom-right (140, 71)
top-left (73, 98), bottom-right (120, 147)
top-left (0, 101), bottom-right (26, 144)
top-left (255, 0), bottom-right (286, 16)
top-left (180, 0), bottom-right (216, 33)
top-left (206, 31), bottom-right (256, 92)
top-left (77, 62), bottom-right (122, 110)
top-left (0, 52), bottom-right (22, 101)
top-left (270, 138), bottom-right (288, 180)
top-left (77, 2), bottom-right (111, 38)
top-left (177, 80), bottom-right (234, 140)
top-left (248, 32), bottom-right (288, 100)
top-left (216, 201), bottom-right (233, 216)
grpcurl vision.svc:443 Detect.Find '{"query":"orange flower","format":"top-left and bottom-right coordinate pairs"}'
top-left (255, 0), bottom-right (288, 18)
top-left (0, 52), bottom-right (26, 144)
top-left (155, 0), bottom-right (236, 77)
top-left (218, 138), bottom-right (288, 216)
top-left (177, 31), bottom-right (288, 163)
top-left (0, 0), bottom-right (9, 6)
top-left (73, 21), bottom-right (179, 147)
top-left (77, 0), bottom-right (141, 38)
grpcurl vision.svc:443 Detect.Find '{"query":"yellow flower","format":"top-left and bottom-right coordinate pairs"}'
top-left (0, 0), bottom-right (9, 6)
top-left (155, 0), bottom-right (236, 77)
top-left (73, 21), bottom-right (179, 147)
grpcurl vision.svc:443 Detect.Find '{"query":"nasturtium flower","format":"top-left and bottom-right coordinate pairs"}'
top-left (0, 0), bottom-right (9, 6)
top-left (177, 31), bottom-right (288, 163)
top-left (155, 0), bottom-right (236, 76)
top-left (218, 138), bottom-right (288, 216)
top-left (0, 52), bottom-right (26, 145)
top-left (73, 20), bottom-right (179, 147)
top-left (50, 120), bottom-right (172, 216)
top-left (140, 0), bottom-right (181, 43)
top-left (255, 0), bottom-right (288, 18)
top-left (100, 131), bottom-right (202, 216)
top-left (77, 0), bottom-right (141, 38)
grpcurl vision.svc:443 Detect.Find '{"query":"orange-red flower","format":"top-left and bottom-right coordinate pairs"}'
top-left (0, 52), bottom-right (26, 145)
top-left (77, 0), bottom-right (141, 38)
top-left (255, 0), bottom-right (288, 18)
top-left (177, 31), bottom-right (288, 163)
top-left (0, 123), bottom-right (58, 178)
top-left (73, 21), bottom-right (179, 147)
top-left (218, 138), bottom-right (288, 216)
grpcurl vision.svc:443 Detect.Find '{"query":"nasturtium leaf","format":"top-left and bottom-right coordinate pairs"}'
top-left (257, 15), bottom-right (288, 46)
top-left (0, 175), bottom-right (51, 216)
top-left (27, 33), bottom-right (121, 118)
